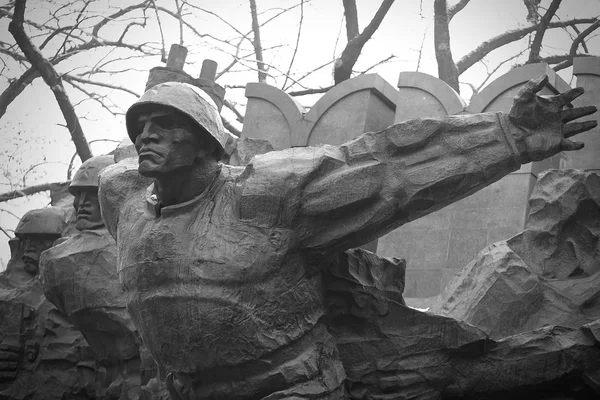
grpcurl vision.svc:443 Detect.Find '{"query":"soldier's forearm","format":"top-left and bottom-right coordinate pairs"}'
top-left (378, 112), bottom-right (522, 223)
top-left (297, 112), bottom-right (523, 251)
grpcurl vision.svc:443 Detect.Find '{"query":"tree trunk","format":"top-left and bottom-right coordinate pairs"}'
top-left (9, 0), bottom-right (92, 162)
top-left (334, 0), bottom-right (395, 85)
top-left (249, 0), bottom-right (267, 83)
top-left (434, 0), bottom-right (459, 93)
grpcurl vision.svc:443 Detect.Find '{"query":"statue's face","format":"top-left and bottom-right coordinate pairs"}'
top-left (72, 188), bottom-right (103, 231)
top-left (134, 108), bottom-right (206, 177)
top-left (20, 235), bottom-right (57, 275)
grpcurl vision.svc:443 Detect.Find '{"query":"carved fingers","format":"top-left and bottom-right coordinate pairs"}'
top-left (556, 86), bottom-right (583, 108)
top-left (554, 85), bottom-right (597, 152)
top-left (563, 120), bottom-right (598, 139)
top-left (560, 103), bottom-right (597, 152)
top-left (562, 105), bottom-right (597, 123)
top-left (0, 343), bottom-right (19, 381)
top-left (516, 74), bottom-right (548, 99)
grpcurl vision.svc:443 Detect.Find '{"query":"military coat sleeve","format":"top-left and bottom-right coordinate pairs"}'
top-left (240, 112), bottom-right (522, 254)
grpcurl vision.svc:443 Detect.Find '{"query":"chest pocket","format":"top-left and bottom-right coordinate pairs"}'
top-left (239, 193), bottom-right (283, 227)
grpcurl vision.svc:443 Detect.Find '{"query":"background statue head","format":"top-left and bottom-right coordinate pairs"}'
top-left (14, 207), bottom-right (66, 275)
top-left (125, 82), bottom-right (226, 178)
top-left (69, 155), bottom-right (115, 231)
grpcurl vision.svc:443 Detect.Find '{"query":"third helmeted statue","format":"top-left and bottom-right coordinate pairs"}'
top-left (98, 76), bottom-right (597, 399)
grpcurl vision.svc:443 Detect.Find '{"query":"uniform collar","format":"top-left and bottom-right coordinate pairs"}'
top-left (145, 165), bottom-right (224, 217)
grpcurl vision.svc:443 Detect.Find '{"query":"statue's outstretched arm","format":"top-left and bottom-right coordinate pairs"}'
top-left (272, 74), bottom-right (596, 253)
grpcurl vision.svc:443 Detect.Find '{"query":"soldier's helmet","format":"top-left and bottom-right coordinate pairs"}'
top-left (69, 155), bottom-right (115, 195)
top-left (14, 207), bottom-right (66, 238)
top-left (126, 82), bottom-right (226, 158)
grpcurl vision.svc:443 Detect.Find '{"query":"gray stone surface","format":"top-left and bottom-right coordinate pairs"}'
top-left (509, 169), bottom-right (600, 279)
top-left (40, 155), bottom-right (165, 400)
top-left (0, 208), bottom-right (102, 400)
top-left (327, 253), bottom-right (600, 398)
top-left (228, 136), bottom-right (274, 166)
top-left (561, 57), bottom-right (600, 172)
top-left (433, 170), bottom-right (600, 341)
top-left (99, 73), bottom-right (597, 398)
top-left (241, 74), bottom-right (397, 151)
top-left (378, 65), bottom-right (572, 298)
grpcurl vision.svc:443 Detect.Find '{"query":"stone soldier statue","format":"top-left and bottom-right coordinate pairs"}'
top-left (0, 208), bottom-right (99, 400)
top-left (40, 155), bottom-right (167, 400)
top-left (98, 76), bottom-right (597, 399)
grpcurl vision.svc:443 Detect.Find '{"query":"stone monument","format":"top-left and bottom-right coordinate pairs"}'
top-left (98, 70), bottom-right (598, 399)
top-left (40, 155), bottom-right (168, 400)
top-left (0, 208), bottom-right (100, 400)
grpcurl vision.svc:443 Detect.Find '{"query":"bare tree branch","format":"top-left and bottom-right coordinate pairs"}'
top-left (221, 116), bottom-right (241, 137)
top-left (223, 99), bottom-right (244, 123)
top-left (0, 67), bottom-right (38, 119)
top-left (151, 0), bottom-right (167, 62)
top-left (542, 53), bottom-right (593, 65)
top-left (249, 0), bottom-right (267, 83)
top-left (358, 54), bottom-right (395, 75)
top-left (9, 0), bottom-right (92, 162)
top-left (343, 0), bottom-right (359, 40)
top-left (528, 0), bottom-right (562, 63)
top-left (0, 2), bottom-right (157, 121)
top-left (0, 226), bottom-right (12, 239)
top-left (554, 19), bottom-right (600, 71)
top-left (92, 0), bottom-right (152, 39)
top-left (416, 27), bottom-right (428, 71)
top-left (52, 1), bottom-right (92, 60)
top-left (448, 0), bottom-right (470, 21)
top-left (334, 0), bottom-right (395, 84)
top-left (570, 25), bottom-right (589, 53)
top-left (282, 0), bottom-right (304, 91)
top-left (456, 18), bottom-right (598, 74)
top-left (174, 0), bottom-right (184, 45)
top-left (62, 74), bottom-right (141, 97)
top-left (474, 49), bottom-right (527, 93)
top-left (0, 181), bottom-right (69, 203)
top-left (434, 0), bottom-right (459, 92)
top-left (0, 208), bottom-right (20, 220)
top-left (289, 86), bottom-right (333, 96)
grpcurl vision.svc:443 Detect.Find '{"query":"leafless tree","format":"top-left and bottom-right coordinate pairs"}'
top-left (435, 0), bottom-right (599, 93)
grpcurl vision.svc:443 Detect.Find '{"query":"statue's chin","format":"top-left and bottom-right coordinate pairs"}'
top-left (76, 219), bottom-right (104, 231)
top-left (138, 160), bottom-right (161, 177)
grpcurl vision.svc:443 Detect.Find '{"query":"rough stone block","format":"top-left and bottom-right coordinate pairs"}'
top-left (378, 227), bottom-right (450, 271)
top-left (447, 228), bottom-right (488, 270)
top-left (403, 269), bottom-right (443, 298)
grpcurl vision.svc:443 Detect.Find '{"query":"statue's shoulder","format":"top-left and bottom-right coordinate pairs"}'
top-left (98, 157), bottom-right (149, 237)
top-left (99, 157), bottom-right (149, 203)
top-left (238, 147), bottom-right (322, 179)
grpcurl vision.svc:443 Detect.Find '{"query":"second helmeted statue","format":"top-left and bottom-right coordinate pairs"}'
top-left (40, 155), bottom-right (160, 399)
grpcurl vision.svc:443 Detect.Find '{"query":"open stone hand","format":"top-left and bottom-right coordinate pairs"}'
top-left (508, 74), bottom-right (597, 164)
